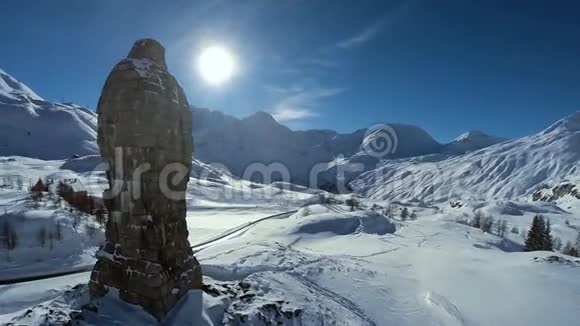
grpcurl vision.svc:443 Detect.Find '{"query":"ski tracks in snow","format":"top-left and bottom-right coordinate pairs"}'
top-left (288, 272), bottom-right (378, 326)
top-left (424, 290), bottom-right (467, 326)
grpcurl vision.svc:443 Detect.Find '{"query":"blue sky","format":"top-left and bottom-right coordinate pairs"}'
top-left (1, 0), bottom-right (580, 142)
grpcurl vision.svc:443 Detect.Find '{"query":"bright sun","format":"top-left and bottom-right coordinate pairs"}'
top-left (197, 46), bottom-right (236, 86)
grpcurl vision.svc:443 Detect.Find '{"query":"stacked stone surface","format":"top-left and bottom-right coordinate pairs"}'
top-left (90, 39), bottom-right (201, 320)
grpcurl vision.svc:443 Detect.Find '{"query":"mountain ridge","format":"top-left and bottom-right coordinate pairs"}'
top-left (351, 110), bottom-right (580, 203)
top-left (0, 68), bottom-right (98, 160)
top-left (5, 67), bottom-right (569, 198)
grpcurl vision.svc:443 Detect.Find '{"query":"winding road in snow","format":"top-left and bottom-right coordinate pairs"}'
top-left (0, 210), bottom-right (297, 285)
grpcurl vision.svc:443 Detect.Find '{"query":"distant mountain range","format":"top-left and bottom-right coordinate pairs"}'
top-left (2, 67), bottom-right (578, 203)
top-left (351, 111), bottom-right (580, 203)
top-left (191, 107), bottom-right (506, 185)
top-left (0, 67), bottom-right (505, 178)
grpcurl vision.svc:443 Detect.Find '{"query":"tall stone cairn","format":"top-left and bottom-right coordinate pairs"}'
top-left (89, 39), bottom-right (202, 320)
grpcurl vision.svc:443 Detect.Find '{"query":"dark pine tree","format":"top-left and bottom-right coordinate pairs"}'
top-left (525, 215), bottom-right (546, 252)
top-left (563, 241), bottom-right (578, 257)
top-left (400, 208), bottom-right (409, 221)
top-left (471, 211), bottom-right (483, 229)
top-left (543, 219), bottom-right (553, 251)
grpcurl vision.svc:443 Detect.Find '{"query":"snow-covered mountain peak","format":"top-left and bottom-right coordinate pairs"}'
top-left (541, 111), bottom-right (580, 135)
top-left (454, 130), bottom-right (490, 142)
top-left (0, 67), bottom-right (98, 159)
top-left (356, 123), bottom-right (441, 158)
top-left (0, 68), bottom-right (44, 102)
top-left (243, 110), bottom-right (280, 126)
top-left (444, 129), bottom-right (507, 154)
top-left (352, 112), bottom-right (580, 203)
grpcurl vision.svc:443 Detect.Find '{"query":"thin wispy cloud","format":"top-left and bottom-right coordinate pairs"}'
top-left (335, 0), bottom-right (416, 50)
top-left (269, 86), bottom-right (346, 122)
top-left (337, 21), bottom-right (383, 49)
top-left (272, 108), bottom-right (318, 122)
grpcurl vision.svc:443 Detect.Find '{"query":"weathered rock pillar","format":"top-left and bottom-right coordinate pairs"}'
top-left (89, 39), bottom-right (202, 320)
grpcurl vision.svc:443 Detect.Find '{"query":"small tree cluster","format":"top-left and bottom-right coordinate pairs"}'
top-left (471, 211), bottom-right (483, 229)
top-left (346, 198), bottom-right (360, 211)
top-left (37, 226), bottom-right (47, 248)
top-left (1, 221), bottom-right (18, 250)
top-left (56, 181), bottom-right (98, 215)
top-left (524, 215), bottom-right (553, 252)
top-left (55, 221), bottom-right (63, 241)
top-left (495, 219), bottom-right (508, 237)
top-left (318, 193), bottom-right (335, 205)
top-left (400, 208), bottom-right (409, 221)
top-left (480, 216), bottom-right (494, 233)
top-left (561, 232), bottom-right (580, 257)
top-left (37, 221), bottom-right (64, 250)
top-left (470, 212), bottom-right (508, 237)
top-left (562, 242), bottom-right (578, 257)
top-left (15, 176), bottom-right (24, 191)
top-left (383, 205), bottom-right (396, 219)
top-left (48, 229), bottom-right (55, 250)
top-left (471, 211), bottom-right (493, 232)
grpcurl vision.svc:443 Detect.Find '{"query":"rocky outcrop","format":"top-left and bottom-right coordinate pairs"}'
top-left (532, 183), bottom-right (580, 202)
top-left (202, 281), bottom-right (303, 325)
top-left (89, 39), bottom-right (201, 320)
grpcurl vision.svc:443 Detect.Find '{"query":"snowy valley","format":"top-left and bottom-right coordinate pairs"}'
top-left (1, 68), bottom-right (580, 326)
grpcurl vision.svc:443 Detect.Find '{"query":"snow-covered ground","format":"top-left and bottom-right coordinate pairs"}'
top-left (1, 146), bottom-right (580, 325)
top-left (0, 175), bottom-right (103, 279)
top-left (2, 200), bottom-right (580, 325)
top-left (1, 152), bottom-right (580, 325)
top-left (0, 155), bottom-right (318, 279)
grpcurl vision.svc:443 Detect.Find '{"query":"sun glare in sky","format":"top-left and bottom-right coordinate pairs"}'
top-left (197, 45), bottom-right (237, 86)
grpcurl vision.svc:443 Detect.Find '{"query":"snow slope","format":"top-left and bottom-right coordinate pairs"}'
top-left (0, 157), bottom-right (107, 279)
top-left (443, 130), bottom-right (507, 154)
top-left (352, 111), bottom-right (580, 203)
top-left (0, 154), bottom-right (324, 279)
top-left (0, 190), bottom-right (103, 280)
top-left (2, 203), bottom-right (580, 325)
top-left (0, 69), bottom-right (98, 159)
